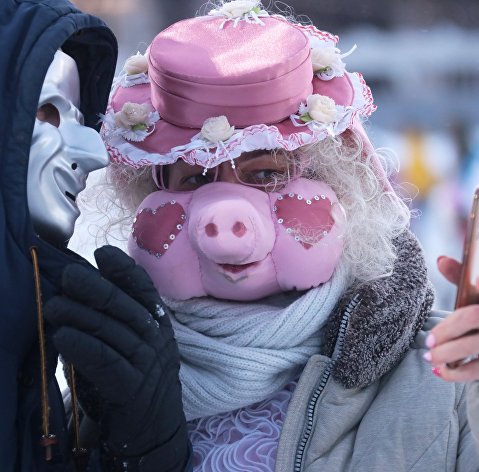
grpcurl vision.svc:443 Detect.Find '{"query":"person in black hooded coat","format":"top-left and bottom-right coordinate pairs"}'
top-left (0, 2), bottom-right (115, 469)
top-left (0, 1), bottom-right (190, 471)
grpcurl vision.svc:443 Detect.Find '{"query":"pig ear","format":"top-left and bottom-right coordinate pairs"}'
top-left (331, 202), bottom-right (347, 229)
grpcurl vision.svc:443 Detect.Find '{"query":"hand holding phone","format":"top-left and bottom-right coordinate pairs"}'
top-left (455, 188), bottom-right (479, 310)
top-left (445, 188), bottom-right (479, 368)
top-left (424, 189), bottom-right (479, 382)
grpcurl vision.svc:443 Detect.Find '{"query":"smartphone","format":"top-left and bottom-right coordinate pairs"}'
top-left (455, 188), bottom-right (479, 309)
top-left (448, 188), bottom-right (479, 368)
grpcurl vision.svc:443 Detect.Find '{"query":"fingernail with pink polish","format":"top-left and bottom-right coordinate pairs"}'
top-left (425, 333), bottom-right (435, 349)
top-left (432, 367), bottom-right (441, 377)
top-left (423, 351), bottom-right (432, 362)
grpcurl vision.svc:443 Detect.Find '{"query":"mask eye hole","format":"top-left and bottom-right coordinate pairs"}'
top-left (36, 103), bottom-right (60, 128)
top-left (71, 163), bottom-right (78, 170)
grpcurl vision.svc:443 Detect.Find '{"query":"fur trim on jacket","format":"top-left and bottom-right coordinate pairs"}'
top-left (321, 229), bottom-right (435, 388)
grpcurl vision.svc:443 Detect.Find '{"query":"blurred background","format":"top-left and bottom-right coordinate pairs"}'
top-left (70, 0), bottom-right (479, 310)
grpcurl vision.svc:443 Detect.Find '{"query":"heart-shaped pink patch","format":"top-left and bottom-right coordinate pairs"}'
top-left (274, 193), bottom-right (334, 249)
top-left (132, 201), bottom-right (186, 257)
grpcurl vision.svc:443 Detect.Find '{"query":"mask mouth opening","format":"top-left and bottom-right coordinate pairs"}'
top-left (65, 191), bottom-right (76, 202)
top-left (219, 261), bottom-right (259, 274)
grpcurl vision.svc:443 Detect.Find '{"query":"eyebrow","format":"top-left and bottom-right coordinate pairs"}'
top-left (240, 150), bottom-right (273, 161)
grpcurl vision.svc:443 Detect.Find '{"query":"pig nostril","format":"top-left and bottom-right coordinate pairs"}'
top-left (232, 221), bottom-right (247, 238)
top-left (205, 223), bottom-right (218, 237)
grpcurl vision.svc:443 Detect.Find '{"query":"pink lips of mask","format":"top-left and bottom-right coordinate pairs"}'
top-left (128, 178), bottom-right (346, 301)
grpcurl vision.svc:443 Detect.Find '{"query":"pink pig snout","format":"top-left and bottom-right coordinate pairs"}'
top-left (187, 185), bottom-right (275, 265)
top-left (191, 200), bottom-right (259, 263)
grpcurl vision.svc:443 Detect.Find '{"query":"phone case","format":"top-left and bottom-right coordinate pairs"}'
top-left (455, 188), bottom-right (479, 309)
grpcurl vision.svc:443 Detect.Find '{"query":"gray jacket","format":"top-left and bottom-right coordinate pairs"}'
top-left (276, 231), bottom-right (479, 471)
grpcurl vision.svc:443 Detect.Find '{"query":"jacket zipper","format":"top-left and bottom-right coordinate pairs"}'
top-left (293, 294), bottom-right (360, 472)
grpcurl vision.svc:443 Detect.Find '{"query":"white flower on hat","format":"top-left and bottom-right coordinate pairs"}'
top-left (311, 45), bottom-right (345, 76)
top-left (209, 0), bottom-right (268, 27)
top-left (201, 116), bottom-right (235, 142)
top-left (124, 54), bottom-right (149, 76)
top-left (212, 0), bottom-right (261, 18)
top-left (114, 102), bottom-right (151, 130)
top-left (302, 94), bottom-right (338, 124)
top-left (103, 102), bottom-right (160, 142)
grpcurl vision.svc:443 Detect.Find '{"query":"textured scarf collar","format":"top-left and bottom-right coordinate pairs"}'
top-left (321, 229), bottom-right (435, 388)
top-left (164, 263), bottom-right (351, 420)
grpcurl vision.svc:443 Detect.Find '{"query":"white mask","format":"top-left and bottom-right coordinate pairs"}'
top-left (27, 50), bottom-right (108, 245)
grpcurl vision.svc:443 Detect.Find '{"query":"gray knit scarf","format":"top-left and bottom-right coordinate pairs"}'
top-left (164, 263), bottom-right (351, 420)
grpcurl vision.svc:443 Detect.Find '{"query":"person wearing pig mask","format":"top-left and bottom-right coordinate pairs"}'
top-left (51, 1), bottom-right (479, 470)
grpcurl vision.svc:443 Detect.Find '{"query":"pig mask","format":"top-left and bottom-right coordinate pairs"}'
top-left (128, 178), bottom-right (346, 301)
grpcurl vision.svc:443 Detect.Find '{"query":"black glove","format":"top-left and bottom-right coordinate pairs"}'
top-left (44, 246), bottom-right (190, 472)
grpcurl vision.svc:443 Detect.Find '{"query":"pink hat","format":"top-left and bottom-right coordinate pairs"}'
top-left (101, 1), bottom-right (376, 169)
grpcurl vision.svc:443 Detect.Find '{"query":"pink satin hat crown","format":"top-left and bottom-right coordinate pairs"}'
top-left (101, 5), bottom-right (376, 169)
top-left (148, 16), bottom-right (312, 128)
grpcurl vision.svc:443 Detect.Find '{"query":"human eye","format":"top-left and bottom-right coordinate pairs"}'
top-left (253, 169), bottom-right (274, 179)
top-left (177, 171), bottom-right (215, 190)
top-left (242, 167), bottom-right (289, 186)
top-left (250, 169), bottom-right (279, 182)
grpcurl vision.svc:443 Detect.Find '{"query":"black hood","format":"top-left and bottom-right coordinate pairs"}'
top-left (0, 0), bottom-right (117, 347)
top-left (0, 0), bottom-right (117, 469)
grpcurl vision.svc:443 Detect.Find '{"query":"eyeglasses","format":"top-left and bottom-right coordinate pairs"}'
top-left (155, 151), bottom-right (302, 193)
